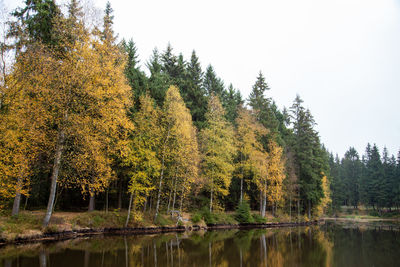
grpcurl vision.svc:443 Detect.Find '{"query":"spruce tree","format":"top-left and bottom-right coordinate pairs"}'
top-left (122, 38), bottom-right (148, 110)
top-left (203, 65), bottom-right (225, 97)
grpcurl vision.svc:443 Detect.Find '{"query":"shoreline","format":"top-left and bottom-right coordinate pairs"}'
top-left (0, 220), bottom-right (321, 247)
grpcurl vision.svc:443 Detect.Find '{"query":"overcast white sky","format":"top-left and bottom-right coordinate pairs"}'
top-left (3, 0), bottom-right (400, 158)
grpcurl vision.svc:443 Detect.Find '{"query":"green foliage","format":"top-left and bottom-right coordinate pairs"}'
top-left (191, 213), bottom-right (202, 224)
top-left (252, 213), bottom-right (267, 223)
top-left (200, 207), bottom-right (215, 224)
top-left (235, 200), bottom-right (254, 223)
top-left (155, 214), bottom-right (174, 226)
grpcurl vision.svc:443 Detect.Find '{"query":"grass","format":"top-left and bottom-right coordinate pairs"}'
top-left (0, 207), bottom-right (324, 242)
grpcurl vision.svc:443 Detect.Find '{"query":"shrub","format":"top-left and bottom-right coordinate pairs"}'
top-left (253, 213), bottom-right (267, 223)
top-left (235, 201), bottom-right (254, 223)
top-left (191, 213), bottom-right (202, 224)
top-left (201, 207), bottom-right (215, 224)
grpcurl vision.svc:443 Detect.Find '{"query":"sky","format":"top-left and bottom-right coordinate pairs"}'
top-left (3, 0), bottom-right (400, 158)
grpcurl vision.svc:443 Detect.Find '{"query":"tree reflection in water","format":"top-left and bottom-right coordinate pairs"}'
top-left (1, 223), bottom-right (400, 267)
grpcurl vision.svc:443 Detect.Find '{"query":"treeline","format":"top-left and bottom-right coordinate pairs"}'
top-left (330, 145), bottom-right (400, 211)
top-left (0, 0), bottom-right (331, 226)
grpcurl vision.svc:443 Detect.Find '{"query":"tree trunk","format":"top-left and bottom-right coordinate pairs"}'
top-left (154, 163), bottom-right (165, 221)
top-left (261, 181), bottom-right (267, 218)
top-left (179, 186), bottom-right (185, 214)
top-left (24, 194), bottom-right (28, 210)
top-left (43, 128), bottom-right (65, 227)
top-left (88, 192), bottom-right (95, 212)
top-left (172, 178), bottom-right (178, 212)
top-left (297, 199), bottom-right (300, 221)
top-left (154, 129), bottom-right (170, 221)
top-left (240, 177), bottom-right (243, 203)
top-left (11, 176), bottom-right (23, 216)
top-left (118, 180), bottom-right (123, 210)
top-left (308, 199), bottom-right (311, 219)
top-left (143, 195), bottom-right (147, 212)
top-left (125, 192), bottom-right (134, 227)
top-left (289, 195), bottom-right (292, 222)
top-left (210, 177), bottom-right (213, 212)
top-left (105, 189), bottom-right (109, 213)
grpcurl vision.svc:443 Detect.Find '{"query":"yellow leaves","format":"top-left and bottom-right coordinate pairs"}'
top-left (200, 95), bottom-right (236, 204)
top-left (313, 173), bottom-right (331, 217)
top-left (266, 141), bottom-right (285, 206)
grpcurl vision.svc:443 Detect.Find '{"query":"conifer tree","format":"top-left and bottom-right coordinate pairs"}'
top-left (181, 50), bottom-right (207, 128)
top-left (248, 71), bottom-right (279, 141)
top-left (203, 65), bottom-right (225, 97)
top-left (289, 95), bottom-right (325, 217)
top-left (122, 38), bottom-right (148, 109)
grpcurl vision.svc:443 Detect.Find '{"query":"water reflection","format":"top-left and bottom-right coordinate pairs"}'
top-left (1, 223), bottom-right (400, 267)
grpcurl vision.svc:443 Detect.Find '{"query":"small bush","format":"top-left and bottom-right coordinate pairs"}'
top-left (253, 213), bottom-right (267, 223)
top-left (201, 207), bottom-right (215, 224)
top-left (235, 201), bottom-right (254, 223)
top-left (191, 213), bottom-right (202, 224)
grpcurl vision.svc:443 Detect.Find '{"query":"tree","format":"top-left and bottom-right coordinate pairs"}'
top-left (361, 144), bottom-right (383, 210)
top-left (7, 0), bottom-right (133, 225)
top-left (248, 71), bottom-right (279, 142)
top-left (123, 94), bottom-right (160, 226)
top-left (181, 50), bottom-right (207, 128)
top-left (222, 84), bottom-right (243, 124)
top-left (289, 95), bottom-right (326, 218)
top-left (203, 65), bottom-right (224, 97)
top-left (147, 48), bottom-right (169, 106)
top-left (235, 107), bottom-right (267, 204)
top-left (266, 140), bottom-right (286, 216)
top-left (200, 95), bottom-right (236, 212)
top-left (341, 147), bottom-right (362, 208)
top-left (9, 0), bottom-right (62, 50)
top-left (154, 85), bottom-right (198, 220)
top-left (122, 38), bottom-right (148, 110)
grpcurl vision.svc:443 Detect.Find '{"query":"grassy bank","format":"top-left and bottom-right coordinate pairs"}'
top-left (0, 208), bottom-right (313, 243)
top-left (327, 206), bottom-right (400, 221)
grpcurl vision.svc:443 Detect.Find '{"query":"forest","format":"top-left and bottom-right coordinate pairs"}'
top-left (0, 0), bottom-right (399, 229)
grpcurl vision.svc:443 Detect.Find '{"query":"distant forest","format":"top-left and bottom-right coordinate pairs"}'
top-left (0, 0), bottom-right (398, 226)
top-left (330, 145), bottom-right (400, 212)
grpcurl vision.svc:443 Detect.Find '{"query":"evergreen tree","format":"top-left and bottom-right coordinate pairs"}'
top-left (341, 147), bottom-right (362, 208)
top-left (289, 95), bottom-right (325, 218)
top-left (222, 84), bottom-right (244, 125)
top-left (182, 50), bottom-right (208, 128)
top-left (147, 48), bottom-right (169, 106)
top-left (362, 144), bottom-right (383, 209)
top-left (10, 0), bottom-right (62, 50)
top-left (248, 71), bottom-right (279, 142)
top-left (203, 65), bottom-right (225, 97)
top-left (122, 38), bottom-right (148, 109)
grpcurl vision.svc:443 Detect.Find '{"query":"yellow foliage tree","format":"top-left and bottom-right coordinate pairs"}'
top-left (7, 7), bottom-right (132, 225)
top-left (200, 95), bottom-right (236, 212)
top-left (124, 94), bottom-right (160, 226)
top-left (154, 85), bottom-right (199, 220)
top-left (312, 173), bottom-right (331, 217)
top-left (266, 141), bottom-right (286, 215)
top-left (235, 107), bottom-right (268, 203)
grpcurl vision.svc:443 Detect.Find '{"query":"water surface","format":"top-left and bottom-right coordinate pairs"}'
top-left (1, 221), bottom-right (400, 267)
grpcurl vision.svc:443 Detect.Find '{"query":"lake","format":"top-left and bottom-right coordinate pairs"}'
top-left (1, 220), bottom-right (400, 267)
